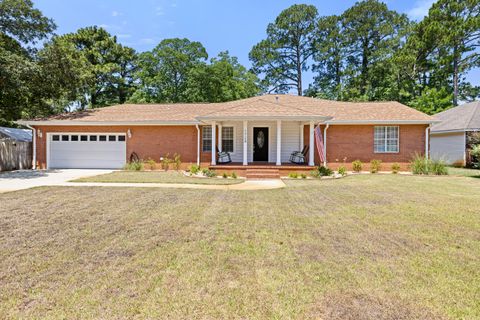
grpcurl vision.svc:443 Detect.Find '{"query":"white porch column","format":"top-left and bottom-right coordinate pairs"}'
top-left (276, 120), bottom-right (282, 165)
top-left (211, 121), bottom-right (216, 165)
top-left (243, 120), bottom-right (248, 165)
top-left (309, 121), bottom-right (315, 166)
top-left (299, 123), bottom-right (304, 149)
top-left (218, 123), bottom-right (222, 152)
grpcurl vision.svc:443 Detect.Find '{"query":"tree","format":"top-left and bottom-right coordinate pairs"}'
top-left (339, 0), bottom-right (410, 100)
top-left (423, 0), bottom-right (480, 106)
top-left (185, 51), bottom-right (259, 102)
top-left (0, 0), bottom-right (55, 125)
top-left (131, 38), bottom-right (208, 103)
top-left (249, 4), bottom-right (318, 95)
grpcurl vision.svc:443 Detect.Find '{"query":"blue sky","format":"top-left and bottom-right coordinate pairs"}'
top-left (35, 0), bottom-right (479, 87)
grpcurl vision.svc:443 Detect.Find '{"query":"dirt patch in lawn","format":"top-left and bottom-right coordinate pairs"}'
top-left (311, 292), bottom-right (447, 320)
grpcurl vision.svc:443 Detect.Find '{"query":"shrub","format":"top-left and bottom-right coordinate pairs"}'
top-left (203, 169), bottom-right (217, 178)
top-left (173, 153), bottom-right (181, 170)
top-left (222, 172), bottom-right (228, 179)
top-left (189, 164), bottom-right (201, 174)
top-left (391, 163), bottom-right (401, 174)
top-left (352, 160), bottom-right (362, 173)
top-left (317, 165), bottom-right (333, 176)
top-left (470, 145), bottom-right (480, 169)
top-left (231, 172), bottom-right (237, 179)
top-left (145, 158), bottom-right (156, 170)
top-left (123, 161), bottom-right (143, 171)
top-left (338, 166), bottom-right (347, 176)
top-left (288, 172), bottom-right (299, 178)
top-left (310, 170), bottom-right (320, 178)
top-left (160, 154), bottom-right (172, 171)
top-left (370, 159), bottom-right (382, 173)
top-left (410, 154), bottom-right (448, 175)
top-left (300, 173), bottom-right (307, 179)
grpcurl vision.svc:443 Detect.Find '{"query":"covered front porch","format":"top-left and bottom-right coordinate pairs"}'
top-left (201, 119), bottom-right (326, 167)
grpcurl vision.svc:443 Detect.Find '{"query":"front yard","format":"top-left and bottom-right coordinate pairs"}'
top-left (1, 175), bottom-right (479, 319)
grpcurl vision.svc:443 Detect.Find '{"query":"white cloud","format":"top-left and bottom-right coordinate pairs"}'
top-left (408, 0), bottom-right (435, 20)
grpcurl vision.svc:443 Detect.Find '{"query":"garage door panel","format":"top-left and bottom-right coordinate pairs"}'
top-left (49, 133), bottom-right (126, 169)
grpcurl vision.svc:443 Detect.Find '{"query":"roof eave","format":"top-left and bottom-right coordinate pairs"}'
top-left (16, 120), bottom-right (201, 126)
top-left (196, 115), bottom-right (332, 122)
top-left (325, 119), bottom-right (440, 125)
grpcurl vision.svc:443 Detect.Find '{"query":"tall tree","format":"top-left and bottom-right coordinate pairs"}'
top-left (249, 4), bottom-right (318, 95)
top-left (340, 0), bottom-right (410, 100)
top-left (131, 38), bottom-right (208, 103)
top-left (424, 0), bottom-right (480, 106)
top-left (185, 51), bottom-right (259, 102)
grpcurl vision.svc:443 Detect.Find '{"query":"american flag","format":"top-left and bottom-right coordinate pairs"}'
top-left (314, 125), bottom-right (326, 164)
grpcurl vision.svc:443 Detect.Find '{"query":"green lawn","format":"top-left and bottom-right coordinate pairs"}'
top-left (73, 170), bottom-right (243, 185)
top-left (448, 166), bottom-right (480, 178)
top-left (1, 175), bottom-right (479, 319)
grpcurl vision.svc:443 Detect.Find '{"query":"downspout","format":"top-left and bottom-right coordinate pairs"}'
top-left (195, 124), bottom-right (200, 166)
top-left (425, 124), bottom-right (431, 160)
top-left (25, 124), bottom-right (36, 170)
top-left (323, 124), bottom-right (329, 167)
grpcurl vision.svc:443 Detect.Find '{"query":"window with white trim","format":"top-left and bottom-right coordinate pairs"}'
top-left (221, 126), bottom-right (234, 153)
top-left (202, 126), bottom-right (212, 152)
top-left (374, 126), bottom-right (399, 153)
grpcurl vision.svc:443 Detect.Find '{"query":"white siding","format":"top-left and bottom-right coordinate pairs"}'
top-left (430, 132), bottom-right (465, 165)
top-left (217, 121), bottom-right (302, 163)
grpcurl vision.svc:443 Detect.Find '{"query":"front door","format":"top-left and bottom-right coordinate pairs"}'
top-left (253, 127), bottom-right (269, 162)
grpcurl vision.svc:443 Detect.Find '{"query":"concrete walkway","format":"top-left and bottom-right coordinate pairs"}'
top-left (0, 170), bottom-right (285, 192)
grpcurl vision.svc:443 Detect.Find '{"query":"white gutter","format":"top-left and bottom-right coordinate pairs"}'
top-left (425, 124), bottom-right (431, 160)
top-left (323, 124), bottom-right (329, 167)
top-left (17, 120), bottom-right (200, 126)
top-left (25, 124), bottom-right (36, 170)
top-left (325, 120), bottom-right (440, 125)
top-left (195, 124), bottom-right (200, 166)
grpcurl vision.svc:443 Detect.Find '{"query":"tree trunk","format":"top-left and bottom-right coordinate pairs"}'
top-left (361, 43), bottom-right (369, 96)
top-left (296, 45), bottom-right (302, 96)
top-left (453, 45), bottom-right (459, 106)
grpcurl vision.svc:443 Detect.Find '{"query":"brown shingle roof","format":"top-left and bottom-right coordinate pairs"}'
top-left (19, 94), bottom-right (436, 124)
top-left (432, 101), bottom-right (480, 132)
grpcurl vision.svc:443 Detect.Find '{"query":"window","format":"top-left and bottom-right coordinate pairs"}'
top-left (221, 126), bottom-right (234, 153)
top-left (99, 135), bottom-right (107, 141)
top-left (374, 126), bottom-right (399, 153)
top-left (71, 135), bottom-right (79, 141)
top-left (89, 135), bottom-right (97, 141)
top-left (52, 135), bottom-right (60, 141)
top-left (202, 126), bottom-right (212, 152)
top-left (118, 135), bottom-right (125, 142)
top-left (108, 135), bottom-right (116, 142)
top-left (80, 135), bottom-right (88, 141)
top-left (61, 135), bottom-right (69, 141)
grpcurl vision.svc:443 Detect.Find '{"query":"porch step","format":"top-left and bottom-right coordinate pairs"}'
top-left (246, 168), bottom-right (280, 179)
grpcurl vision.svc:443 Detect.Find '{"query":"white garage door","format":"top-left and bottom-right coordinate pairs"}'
top-left (48, 133), bottom-right (126, 169)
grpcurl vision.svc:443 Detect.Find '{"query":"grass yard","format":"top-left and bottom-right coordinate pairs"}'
top-left (72, 170), bottom-right (243, 185)
top-left (448, 166), bottom-right (480, 178)
top-left (1, 175), bottom-right (479, 319)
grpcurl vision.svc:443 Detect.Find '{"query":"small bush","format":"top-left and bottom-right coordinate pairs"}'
top-left (430, 159), bottom-right (448, 175)
top-left (317, 165), bottom-right (333, 176)
top-left (391, 163), bottom-right (401, 174)
top-left (189, 164), bottom-right (201, 174)
top-left (222, 172), bottom-right (228, 179)
top-left (310, 170), bottom-right (320, 178)
top-left (160, 154), bottom-right (172, 171)
top-left (173, 153), bottom-right (182, 170)
top-left (231, 172), bottom-right (237, 179)
top-left (370, 159), bottom-right (382, 173)
top-left (352, 160), bottom-right (363, 173)
top-left (123, 161), bottom-right (143, 171)
top-left (288, 172), bottom-right (299, 178)
top-left (338, 166), bottom-right (347, 176)
top-left (300, 173), bottom-right (307, 179)
top-left (203, 169), bottom-right (217, 178)
top-left (470, 145), bottom-right (480, 169)
top-left (145, 158), bottom-right (156, 170)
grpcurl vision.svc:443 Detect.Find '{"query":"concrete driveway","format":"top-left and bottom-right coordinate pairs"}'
top-left (0, 169), bottom-right (113, 193)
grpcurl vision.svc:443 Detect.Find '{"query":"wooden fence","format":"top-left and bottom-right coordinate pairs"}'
top-left (0, 139), bottom-right (32, 171)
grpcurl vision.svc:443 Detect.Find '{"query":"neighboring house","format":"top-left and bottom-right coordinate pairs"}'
top-left (0, 126), bottom-right (33, 171)
top-left (431, 101), bottom-right (480, 166)
top-left (18, 94), bottom-right (436, 173)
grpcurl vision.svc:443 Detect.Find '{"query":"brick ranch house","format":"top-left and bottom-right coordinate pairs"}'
top-left (19, 94), bottom-right (437, 175)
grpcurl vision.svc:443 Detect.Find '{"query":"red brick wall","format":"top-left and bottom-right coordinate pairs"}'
top-left (304, 124), bottom-right (427, 170)
top-left (33, 125), bottom-right (201, 169)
